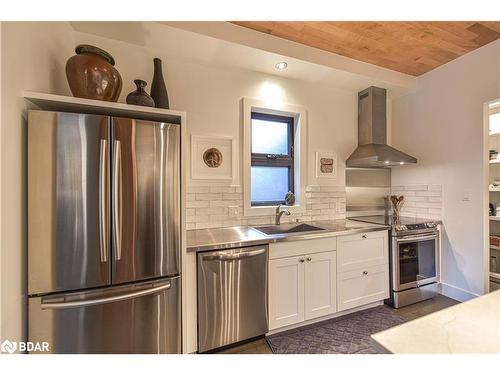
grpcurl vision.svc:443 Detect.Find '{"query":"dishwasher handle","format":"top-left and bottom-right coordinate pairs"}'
top-left (201, 248), bottom-right (266, 261)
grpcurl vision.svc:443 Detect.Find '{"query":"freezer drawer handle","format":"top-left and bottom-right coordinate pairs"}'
top-left (98, 139), bottom-right (108, 263)
top-left (40, 282), bottom-right (172, 310)
top-left (201, 248), bottom-right (266, 261)
top-left (113, 140), bottom-right (122, 261)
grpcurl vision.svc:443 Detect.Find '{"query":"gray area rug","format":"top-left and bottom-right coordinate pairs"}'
top-left (266, 305), bottom-right (405, 354)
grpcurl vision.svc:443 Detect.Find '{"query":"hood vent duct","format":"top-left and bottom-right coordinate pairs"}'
top-left (346, 86), bottom-right (417, 168)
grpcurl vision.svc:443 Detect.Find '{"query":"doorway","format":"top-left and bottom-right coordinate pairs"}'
top-left (486, 100), bottom-right (500, 292)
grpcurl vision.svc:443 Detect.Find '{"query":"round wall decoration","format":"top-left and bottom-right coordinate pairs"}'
top-left (203, 148), bottom-right (223, 168)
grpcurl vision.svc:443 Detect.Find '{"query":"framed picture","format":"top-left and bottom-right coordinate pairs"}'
top-left (191, 134), bottom-right (235, 180)
top-left (315, 151), bottom-right (337, 178)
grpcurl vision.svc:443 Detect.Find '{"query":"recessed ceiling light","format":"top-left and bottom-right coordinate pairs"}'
top-left (275, 62), bottom-right (288, 70)
top-left (399, 161), bottom-right (405, 165)
top-left (384, 161), bottom-right (390, 164)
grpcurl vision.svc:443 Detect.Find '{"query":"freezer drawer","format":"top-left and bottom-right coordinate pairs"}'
top-left (197, 246), bottom-right (268, 353)
top-left (28, 111), bottom-right (111, 295)
top-left (28, 277), bottom-right (180, 354)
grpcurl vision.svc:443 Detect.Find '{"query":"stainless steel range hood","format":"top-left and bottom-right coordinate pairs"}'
top-left (346, 86), bottom-right (417, 168)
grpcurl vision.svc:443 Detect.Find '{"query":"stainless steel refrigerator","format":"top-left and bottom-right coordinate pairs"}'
top-left (27, 110), bottom-right (181, 354)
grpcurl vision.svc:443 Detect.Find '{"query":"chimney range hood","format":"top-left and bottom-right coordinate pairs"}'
top-left (346, 86), bottom-right (417, 168)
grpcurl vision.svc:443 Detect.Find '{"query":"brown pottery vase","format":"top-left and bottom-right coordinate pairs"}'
top-left (66, 44), bottom-right (122, 102)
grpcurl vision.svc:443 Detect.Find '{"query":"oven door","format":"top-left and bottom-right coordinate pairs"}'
top-left (392, 232), bottom-right (438, 291)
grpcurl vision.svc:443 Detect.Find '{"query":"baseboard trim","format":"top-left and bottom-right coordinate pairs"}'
top-left (438, 282), bottom-right (479, 302)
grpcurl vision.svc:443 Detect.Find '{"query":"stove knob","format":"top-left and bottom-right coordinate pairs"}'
top-left (426, 222), bottom-right (436, 228)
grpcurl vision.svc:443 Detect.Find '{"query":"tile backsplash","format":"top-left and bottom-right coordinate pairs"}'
top-left (390, 184), bottom-right (443, 220)
top-left (186, 185), bottom-right (346, 230)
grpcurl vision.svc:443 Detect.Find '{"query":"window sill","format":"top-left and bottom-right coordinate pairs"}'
top-left (244, 204), bottom-right (305, 217)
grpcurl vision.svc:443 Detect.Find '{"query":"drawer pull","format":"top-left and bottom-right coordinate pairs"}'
top-left (362, 271), bottom-right (369, 275)
top-left (362, 234), bottom-right (367, 239)
top-left (306, 257), bottom-right (312, 262)
top-left (299, 258), bottom-right (305, 263)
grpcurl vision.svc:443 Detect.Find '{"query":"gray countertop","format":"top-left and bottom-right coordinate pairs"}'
top-left (186, 219), bottom-right (390, 252)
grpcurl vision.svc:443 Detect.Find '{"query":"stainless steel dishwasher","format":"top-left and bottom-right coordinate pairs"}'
top-left (197, 246), bottom-right (268, 352)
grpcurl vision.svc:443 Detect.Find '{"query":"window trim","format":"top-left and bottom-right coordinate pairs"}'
top-left (250, 112), bottom-right (295, 206)
top-left (242, 97), bottom-right (307, 217)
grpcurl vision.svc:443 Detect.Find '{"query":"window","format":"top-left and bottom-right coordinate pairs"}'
top-left (250, 112), bottom-right (294, 206)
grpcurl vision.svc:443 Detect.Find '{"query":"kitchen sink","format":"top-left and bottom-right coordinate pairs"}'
top-left (253, 223), bottom-right (325, 236)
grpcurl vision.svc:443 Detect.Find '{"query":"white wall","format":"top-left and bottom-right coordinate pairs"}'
top-left (391, 40), bottom-right (500, 299)
top-left (70, 30), bottom-right (358, 189)
top-left (1, 22), bottom-right (75, 344)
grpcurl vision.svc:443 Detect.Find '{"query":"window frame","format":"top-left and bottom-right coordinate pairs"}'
top-left (250, 112), bottom-right (295, 206)
top-left (242, 97), bottom-right (307, 217)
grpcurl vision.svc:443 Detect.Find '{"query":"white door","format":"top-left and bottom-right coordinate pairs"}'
top-left (269, 255), bottom-right (305, 330)
top-left (304, 251), bottom-right (337, 320)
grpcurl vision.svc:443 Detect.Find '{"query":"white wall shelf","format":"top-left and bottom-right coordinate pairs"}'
top-left (489, 216), bottom-right (500, 221)
top-left (23, 91), bottom-right (186, 124)
top-left (489, 187), bottom-right (500, 192)
top-left (489, 159), bottom-right (500, 164)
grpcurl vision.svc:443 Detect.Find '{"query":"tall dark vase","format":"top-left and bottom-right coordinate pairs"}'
top-left (150, 58), bottom-right (170, 109)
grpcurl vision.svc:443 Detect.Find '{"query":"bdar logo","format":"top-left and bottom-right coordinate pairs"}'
top-left (1, 340), bottom-right (17, 354)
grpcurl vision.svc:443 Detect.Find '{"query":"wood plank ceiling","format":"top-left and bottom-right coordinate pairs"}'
top-left (231, 22), bottom-right (500, 76)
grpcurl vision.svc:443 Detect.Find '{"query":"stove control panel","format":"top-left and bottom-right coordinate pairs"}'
top-left (395, 222), bottom-right (437, 232)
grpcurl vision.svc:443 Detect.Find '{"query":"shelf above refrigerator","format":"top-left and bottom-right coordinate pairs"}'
top-left (24, 91), bottom-right (186, 124)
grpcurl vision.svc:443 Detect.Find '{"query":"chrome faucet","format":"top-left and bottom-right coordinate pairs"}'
top-left (275, 205), bottom-right (291, 225)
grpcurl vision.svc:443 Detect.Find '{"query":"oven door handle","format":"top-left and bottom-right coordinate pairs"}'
top-left (396, 233), bottom-right (438, 242)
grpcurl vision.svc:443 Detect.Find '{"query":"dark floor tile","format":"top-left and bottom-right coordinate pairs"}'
top-left (218, 295), bottom-right (459, 354)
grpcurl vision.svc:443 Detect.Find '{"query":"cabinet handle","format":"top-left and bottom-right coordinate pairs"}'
top-left (362, 270), bottom-right (369, 275)
top-left (299, 258), bottom-right (305, 263)
top-left (306, 257), bottom-right (312, 262)
top-left (362, 234), bottom-right (367, 239)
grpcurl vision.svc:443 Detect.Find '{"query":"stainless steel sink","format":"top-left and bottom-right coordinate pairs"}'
top-left (252, 223), bottom-right (325, 236)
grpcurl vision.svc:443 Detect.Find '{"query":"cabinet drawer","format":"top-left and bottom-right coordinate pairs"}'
top-left (337, 264), bottom-right (389, 311)
top-left (337, 230), bottom-right (388, 273)
top-left (269, 237), bottom-right (337, 260)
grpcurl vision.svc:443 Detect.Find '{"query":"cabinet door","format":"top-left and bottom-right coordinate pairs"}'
top-left (337, 264), bottom-right (389, 311)
top-left (337, 231), bottom-right (388, 273)
top-left (305, 251), bottom-right (337, 320)
top-left (269, 256), bottom-right (305, 330)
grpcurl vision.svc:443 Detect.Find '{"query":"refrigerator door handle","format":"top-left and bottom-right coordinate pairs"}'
top-left (98, 139), bottom-right (108, 263)
top-left (113, 139), bottom-right (122, 261)
top-left (40, 281), bottom-right (171, 310)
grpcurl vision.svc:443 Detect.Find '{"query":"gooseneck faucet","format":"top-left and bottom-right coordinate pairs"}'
top-left (275, 205), bottom-right (291, 225)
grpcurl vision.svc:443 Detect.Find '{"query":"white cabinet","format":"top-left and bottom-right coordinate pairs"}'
top-left (269, 255), bottom-right (305, 329)
top-left (304, 251), bottom-right (337, 320)
top-left (337, 264), bottom-right (389, 311)
top-left (337, 231), bottom-right (388, 273)
top-left (269, 249), bottom-right (337, 330)
top-left (337, 230), bottom-right (389, 312)
top-left (268, 230), bottom-right (389, 330)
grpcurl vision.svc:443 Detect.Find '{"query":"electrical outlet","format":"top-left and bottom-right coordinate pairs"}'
top-left (228, 206), bottom-right (239, 218)
top-left (462, 191), bottom-right (471, 201)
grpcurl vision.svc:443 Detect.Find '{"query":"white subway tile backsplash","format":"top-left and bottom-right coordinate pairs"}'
top-left (391, 184), bottom-right (442, 220)
top-left (185, 185), bottom-right (347, 230)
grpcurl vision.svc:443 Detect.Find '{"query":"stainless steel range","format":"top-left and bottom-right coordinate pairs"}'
top-left (350, 215), bottom-right (439, 308)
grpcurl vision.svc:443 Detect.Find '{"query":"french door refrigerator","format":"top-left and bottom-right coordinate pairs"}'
top-left (27, 110), bottom-right (181, 354)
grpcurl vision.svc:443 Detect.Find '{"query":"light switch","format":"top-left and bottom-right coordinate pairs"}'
top-left (228, 206), bottom-right (239, 217)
